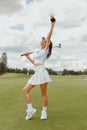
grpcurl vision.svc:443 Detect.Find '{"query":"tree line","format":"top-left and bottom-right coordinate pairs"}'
top-left (0, 52), bottom-right (57, 75)
top-left (62, 69), bottom-right (87, 75)
top-left (0, 52), bottom-right (34, 75)
top-left (0, 52), bottom-right (87, 75)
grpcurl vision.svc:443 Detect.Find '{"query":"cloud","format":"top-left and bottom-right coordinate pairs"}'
top-left (0, 0), bottom-right (87, 71)
top-left (10, 24), bottom-right (24, 31)
top-left (81, 34), bottom-right (87, 42)
top-left (26, 0), bottom-right (33, 5)
top-left (57, 1), bottom-right (87, 29)
top-left (0, 0), bottom-right (23, 14)
top-left (58, 17), bottom-right (86, 29)
top-left (0, 46), bottom-right (25, 53)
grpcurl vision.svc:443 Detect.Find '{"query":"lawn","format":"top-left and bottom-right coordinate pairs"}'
top-left (0, 73), bottom-right (87, 130)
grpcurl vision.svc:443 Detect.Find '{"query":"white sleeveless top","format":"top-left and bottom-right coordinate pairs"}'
top-left (33, 49), bottom-right (48, 65)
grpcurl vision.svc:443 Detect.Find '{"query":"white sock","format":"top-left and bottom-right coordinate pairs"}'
top-left (43, 106), bottom-right (47, 111)
top-left (27, 103), bottom-right (33, 110)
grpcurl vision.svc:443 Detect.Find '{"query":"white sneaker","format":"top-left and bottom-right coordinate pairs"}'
top-left (25, 108), bottom-right (36, 120)
top-left (40, 110), bottom-right (47, 120)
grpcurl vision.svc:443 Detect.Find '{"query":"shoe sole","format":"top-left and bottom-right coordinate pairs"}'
top-left (41, 117), bottom-right (47, 120)
top-left (25, 109), bottom-right (37, 120)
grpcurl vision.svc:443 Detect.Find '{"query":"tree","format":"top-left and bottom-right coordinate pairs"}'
top-left (0, 62), bottom-right (6, 74)
top-left (22, 68), bottom-right (28, 74)
top-left (29, 69), bottom-right (34, 74)
top-left (62, 69), bottom-right (69, 75)
top-left (1, 52), bottom-right (7, 68)
top-left (0, 52), bottom-right (8, 75)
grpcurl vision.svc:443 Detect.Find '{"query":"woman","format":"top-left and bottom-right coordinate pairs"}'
top-left (23, 20), bottom-right (56, 120)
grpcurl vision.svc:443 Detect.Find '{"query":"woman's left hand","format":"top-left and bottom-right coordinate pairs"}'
top-left (24, 52), bottom-right (30, 56)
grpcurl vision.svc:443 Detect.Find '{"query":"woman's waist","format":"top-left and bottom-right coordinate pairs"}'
top-left (34, 63), bottom-right (43, 67)
top-left (34, 59), bottom-right (45, 65)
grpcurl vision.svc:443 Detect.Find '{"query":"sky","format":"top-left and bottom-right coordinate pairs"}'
top-left (0, 0), bottom-right (87, 71)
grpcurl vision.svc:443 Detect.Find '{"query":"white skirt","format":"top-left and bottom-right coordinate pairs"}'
top-left (27, 65), bottom-right (52, 85)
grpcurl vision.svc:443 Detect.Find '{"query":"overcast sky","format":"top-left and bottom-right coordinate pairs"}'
top-left (0, 0), bottom-right (87, 71)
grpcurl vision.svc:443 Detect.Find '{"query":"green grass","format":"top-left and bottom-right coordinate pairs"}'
top-left (0, 73), bottom-right (87, 130)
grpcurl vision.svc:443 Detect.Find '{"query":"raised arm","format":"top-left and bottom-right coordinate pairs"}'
top-left (45, 21), bottom-right (56, 50)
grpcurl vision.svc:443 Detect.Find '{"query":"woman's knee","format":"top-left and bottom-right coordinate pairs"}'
top-left (23, 87), bottom-right (27, 94)
top-left (23, 84), bottom-right (34, 93)
top-left (41, 92), bottom-right (47, 97)
top-left (23, 84), bottom-right (29, 93)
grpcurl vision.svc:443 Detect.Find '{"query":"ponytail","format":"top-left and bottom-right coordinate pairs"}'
top-left (47, 41), bottom-right (52, 58)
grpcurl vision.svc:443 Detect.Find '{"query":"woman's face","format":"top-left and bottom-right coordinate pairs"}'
top-left (40, 38), bottom-right (47, 49)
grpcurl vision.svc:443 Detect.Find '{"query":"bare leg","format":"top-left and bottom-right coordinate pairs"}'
top-left (40, 83), bottom-right (48, 119)
top-left (23, 84), bottom-right (36, 120)
top-left (40, 83), bottom-right (48, 107)
top-left (23, 84), bottom-right (35, 104)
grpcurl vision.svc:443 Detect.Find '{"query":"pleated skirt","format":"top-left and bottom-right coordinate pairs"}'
top-left (27, 65), bottom-right (52, 85)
